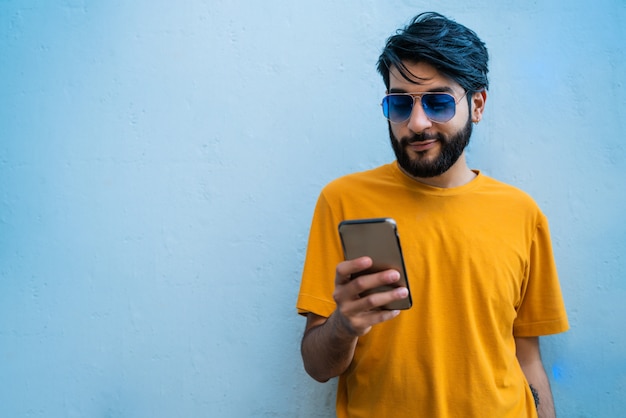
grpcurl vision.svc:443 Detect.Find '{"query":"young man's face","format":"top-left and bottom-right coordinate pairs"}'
top-left (386, 61), bottom-right (481, 179)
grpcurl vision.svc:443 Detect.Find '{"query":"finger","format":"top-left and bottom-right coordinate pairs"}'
top-left (349, 285), bottom-right (408, 312)
top-left (368, 308), bottom-right (402, 325)
top-left (337, 304), bottom-right (402, 337)
top-left (335, 268), bottom-right (401, 309)
top-left (335, 257), bottom-right (373, 285)
top-left (348, 269), bottom-right (400, 295)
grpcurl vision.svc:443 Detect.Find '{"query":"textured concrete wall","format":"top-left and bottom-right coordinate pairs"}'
top-left (1, 1), bottom-right (624, 417)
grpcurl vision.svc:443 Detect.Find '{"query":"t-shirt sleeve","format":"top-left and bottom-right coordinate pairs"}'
top-left (296, 191), bottom-right (344, 318)
top-left (513, 213), bottom-right (569, 336)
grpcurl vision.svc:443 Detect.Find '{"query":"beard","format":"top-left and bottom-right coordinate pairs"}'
top-left (390, 116), bottom-right (473, 178)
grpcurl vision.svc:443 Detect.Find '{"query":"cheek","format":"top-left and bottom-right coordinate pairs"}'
top-left (455, 101), bottom-right (472, 122)
top-left (446, 107), bottom-right (470, 132)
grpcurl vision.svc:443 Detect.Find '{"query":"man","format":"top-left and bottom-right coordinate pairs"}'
top-left (296, 12), bottom-right (569, 418)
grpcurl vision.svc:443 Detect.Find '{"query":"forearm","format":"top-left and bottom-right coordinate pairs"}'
top-left (301, 312), bottom-right (358, 382)
top-left (515, 336), bottom-right (556, 418)
top-left (526, 367), bottom-right (556, 418)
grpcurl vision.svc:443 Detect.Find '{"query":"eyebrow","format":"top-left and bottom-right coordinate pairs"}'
top-left (388, 86), bottom-right (456, 94)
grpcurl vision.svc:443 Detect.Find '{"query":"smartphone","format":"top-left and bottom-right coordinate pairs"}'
top-left (338, 218), bottom-right (412, 310)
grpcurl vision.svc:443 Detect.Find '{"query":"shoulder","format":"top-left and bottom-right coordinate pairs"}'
top-left (476, 174), bottom-right (547, 225)
top-left (478, 174), bottom-right (540, 206)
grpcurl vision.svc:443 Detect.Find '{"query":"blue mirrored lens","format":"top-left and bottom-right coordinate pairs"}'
top-left (382, 95), bottom-right (414, 123)
top-left (422, 93), bottom-right (456, 122)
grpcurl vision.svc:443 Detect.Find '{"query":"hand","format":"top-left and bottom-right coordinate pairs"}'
top-left (332, 256), bottom-right (409, 337)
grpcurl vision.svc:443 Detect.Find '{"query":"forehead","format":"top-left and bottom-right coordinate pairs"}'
top-left (389, 61), bottom-right (462, 93)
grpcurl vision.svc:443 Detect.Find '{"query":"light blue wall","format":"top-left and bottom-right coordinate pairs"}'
top-left (1, 1), bottom-right (624, 417)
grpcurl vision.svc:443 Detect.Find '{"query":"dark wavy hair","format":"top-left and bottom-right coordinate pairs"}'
top-left (377, 12), bottom-right (489, 94)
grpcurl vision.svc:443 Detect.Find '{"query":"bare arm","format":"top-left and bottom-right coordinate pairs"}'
top-left (515, 336), bottom-right (556, 418)
top-left (301, 256), bottom-right (409, 382)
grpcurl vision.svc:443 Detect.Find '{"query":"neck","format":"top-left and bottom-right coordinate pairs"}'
top-left (400, 153), bottom-right (476, 188)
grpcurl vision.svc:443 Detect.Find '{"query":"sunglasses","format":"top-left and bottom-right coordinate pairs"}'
top-left (381, 91), bottom-right (467, 124)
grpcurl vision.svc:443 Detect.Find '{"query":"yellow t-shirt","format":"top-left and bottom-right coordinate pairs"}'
top-left (297, 162), bottom-right (569, 418)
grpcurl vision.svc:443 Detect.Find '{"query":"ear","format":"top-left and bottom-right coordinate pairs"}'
top-left (471, 90), bottom-right (487, 123)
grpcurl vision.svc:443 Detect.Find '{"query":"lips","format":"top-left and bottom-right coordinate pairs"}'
top-left (407, 139), bottom-right (437, 152)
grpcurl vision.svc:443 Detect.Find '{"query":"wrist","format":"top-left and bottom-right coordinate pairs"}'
top-left (329, 310), bottom-right (360, 341)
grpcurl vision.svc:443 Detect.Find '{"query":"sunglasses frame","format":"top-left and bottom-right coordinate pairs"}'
top-left (381, 91), bottom-right (468, 124)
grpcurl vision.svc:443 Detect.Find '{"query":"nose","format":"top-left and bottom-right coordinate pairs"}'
top-left (406, 97), bottom-right (433, 133)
